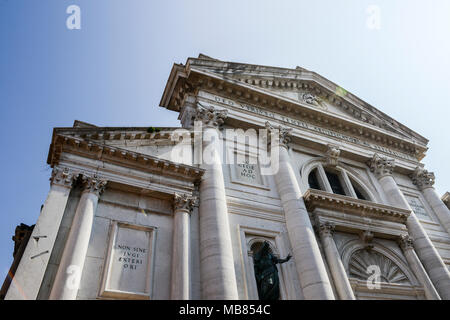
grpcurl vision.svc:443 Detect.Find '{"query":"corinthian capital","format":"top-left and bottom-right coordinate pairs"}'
top-left (398, 234), bottom-right (414, 250)
top-left (194, 104), bottom-right (228, 129)
top-left (318, 222), bottom-right (335, 237)
top-left (81, 174), bottom-right (107, 196)
top-left (50, 167), bottom-right (76, 188)
top-left (173, 193), bottom-right (197, 213)
top-left (410, 166), bottom-right (435, 190)
top-left (368, 153), bottom-right (395, 179)
top-left (265, 121), bottom-right (292, 149)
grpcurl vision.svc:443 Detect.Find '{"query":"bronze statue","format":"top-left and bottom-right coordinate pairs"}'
top-left (253, 241), bottom-right (292, 300)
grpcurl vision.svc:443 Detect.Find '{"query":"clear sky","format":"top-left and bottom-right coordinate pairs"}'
top-left (1, 1), bottom-right (449, 283)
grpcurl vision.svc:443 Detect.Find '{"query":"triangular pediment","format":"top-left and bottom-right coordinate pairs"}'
top-left (184, 56), bottom-right (424, 144)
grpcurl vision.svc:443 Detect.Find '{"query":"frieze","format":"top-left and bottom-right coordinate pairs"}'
top-left (206, 93), bottom-right (417, 162)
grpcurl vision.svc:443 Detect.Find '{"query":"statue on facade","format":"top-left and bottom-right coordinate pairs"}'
top-left (253, 241), bottom-right (292, 300)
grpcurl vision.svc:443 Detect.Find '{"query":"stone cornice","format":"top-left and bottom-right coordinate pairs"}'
top-left (160, 63), bottom-right (427, 161)
top-left (303, 189), bottom-right (410, 224)
top-left (184, 57), bottom-right (428, 144)
top-left (48, 134), bottom-right (204, 182)
top-left (51, 126), bottom-right (181, 142)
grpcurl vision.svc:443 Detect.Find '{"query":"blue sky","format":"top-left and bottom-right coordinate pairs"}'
top-left (1, 1), bottom-right (449, 283)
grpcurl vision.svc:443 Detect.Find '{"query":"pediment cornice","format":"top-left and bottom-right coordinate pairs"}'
top-left (47, 133), bottom-right (204, 182)
top-left (304, 189), bottom-right (410, 224)
top-left (160, 60), bottom-right (427, 161)
top-left (184, 57), bottom-right (427, 143)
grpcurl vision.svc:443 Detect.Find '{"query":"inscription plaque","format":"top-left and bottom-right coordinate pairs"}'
top-left (100, 222), bottom-right (156, 299)
top-left (236, 159), bottom-right (262, 184)
top-left (229, 151), bottom-right (268, 189)
top-left (405, 195), bottom-right (430, 220)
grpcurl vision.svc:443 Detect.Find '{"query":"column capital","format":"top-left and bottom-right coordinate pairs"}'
top-left (173, 193), bottom-right (196, 213)
top-left (367, 153), bottom-right (395, 179)
top-left (265, 121), bottom-right (292, 149)
top-left (194, 104), bottom-right (228, 129)
top-left (81, 174), bottom-right (107, 196)
top-left (50, 167), bottom-right (76, 188)
top-left (398, 234), bottom-right (414, 250)
top-left (325, 144), bottom-right (341, 167)
top-left (411, 166), bottom-right (435, 190)
top-left (319, 222), bottom-right (335, 237)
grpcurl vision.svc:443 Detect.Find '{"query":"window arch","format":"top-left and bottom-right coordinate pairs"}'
top-left (303, 160), bottom-right (375, 202)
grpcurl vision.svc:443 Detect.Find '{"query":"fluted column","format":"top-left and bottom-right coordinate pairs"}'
top-left (171, 193), bottom-right (195, 300)
top-left (266, 122), bottom-right (335, 300)
top-left (196, 105), bottom-right (238, 299)
top-left (318, 222), bottom-right (355, 300)
top-left (411, 167), bottom-right (450, 236)
top-left (368, 154), bottom-right (450, 299)
top-left (5, 168), bottom-right (75, 300)
top-left (49, 174), bottom-right (106, 300)
top-left (398, 235), bottom-right (441, 300)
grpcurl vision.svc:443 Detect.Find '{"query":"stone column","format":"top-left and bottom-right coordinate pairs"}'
top-left (368, 154), bottom-right (450, 299)
top-left (266, 122), bottom-right (335, 300)
top-left (49, 174), bottom-right (106, 300)
top-left (5, 168), bottom-right (75, 300)
top-left (398, 235), bottom-right (441, 300)
top-left (318, 222), bottom-right (355, 300)
top-left (411, 167), bottom-right (450, 236)
top-left (171, 193), bottom-right (195, 300)
top-left (195, 105), bottom-right (239, 299)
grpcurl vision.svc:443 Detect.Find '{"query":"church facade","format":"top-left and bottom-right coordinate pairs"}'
top-left (5, 55), bottom-right (450, 300)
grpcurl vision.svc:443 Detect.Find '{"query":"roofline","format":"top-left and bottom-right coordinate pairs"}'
top-left (179, 56), bottom-right (428, 144)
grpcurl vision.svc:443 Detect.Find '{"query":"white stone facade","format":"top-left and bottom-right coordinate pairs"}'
top-left (5, 55), bottom-right (450, 300)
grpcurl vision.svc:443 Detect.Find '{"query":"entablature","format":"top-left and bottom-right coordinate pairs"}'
top-left (48, 134), bottom-right (204, 185)
top-left (160, 58), bottom-right (428, 163)
top-left (304, 189), bottom-right (411, 225)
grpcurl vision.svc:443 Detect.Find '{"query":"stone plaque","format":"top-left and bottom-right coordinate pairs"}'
top-left (100, 222), bottom-right (156, 299)
top-left (236, 159), bottom-right (262, 185)
top-left (405, 195), bottom-right (430, 220)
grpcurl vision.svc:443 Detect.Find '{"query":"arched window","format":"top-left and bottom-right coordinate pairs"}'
top-left (324, 168), bottom-right (346, 196)
top-left (349, 178), bottom-right (369, 201)
top-left (305, 163), bottom-right (374, 202)
top-left (308, 168), bottom-right (321, 190)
